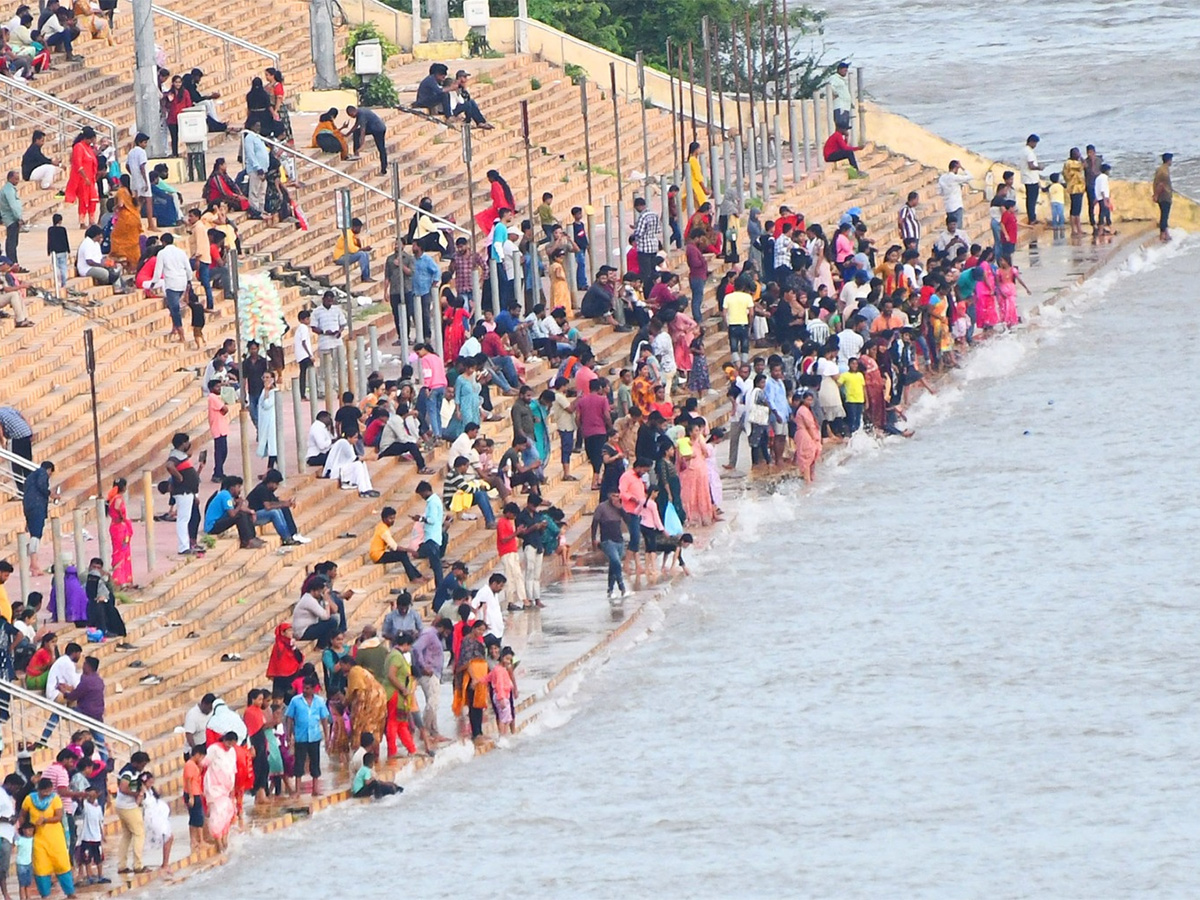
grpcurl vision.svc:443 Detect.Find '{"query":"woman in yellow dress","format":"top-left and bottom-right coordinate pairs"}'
top-left (109, 174), bottom-right (143, 268)
top-left (21, 778), bottom-right (76, 897)
top-left (687, 140), bottom-right (708, 208)
top-left (73, 0), bottom-right (113, 45)
top-left (548, 248), bottom-right (570, 311)
top-left (345, 659), bottom-right (387, 751)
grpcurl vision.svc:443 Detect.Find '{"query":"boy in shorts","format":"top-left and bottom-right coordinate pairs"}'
top-left (78, 789), bottom-right (110, 884)
top-left (15, 821), bottom-right (34, 900)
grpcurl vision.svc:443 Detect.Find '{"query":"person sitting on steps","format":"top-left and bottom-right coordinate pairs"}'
top-left (413, 63), bottom-right (492, 129)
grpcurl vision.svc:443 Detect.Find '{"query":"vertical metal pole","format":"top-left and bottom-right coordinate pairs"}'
top-left (132, 0), bottom-right (168, 156)
top-left (715, 21), bottom-right (731, 199)
top-left (512, 249), bottom-right (524, 318)
top-left (389, 159), bottom-right (407, 338)
top-left (488, 258), bottom-right (500, 315)
top-left (398, 294), bottom-right (411, 368)
top-left (772, 0), bottom-right (782, 118)
top-left (83, 329), bottom-right (103, 502)
top-left (337, 188), bottom-right (356, 396)
top-left (72, 510), bottom-right (86, 571)
top-left (783, 0), bottom-right (801, 181)
top-left (291, 377), bottom-right (305, 472)
top-left (687, 43), bottom-right (698, 144)
top-left (580, 77), bottom-right (597, 277)
top-left (321, 354), bottom-right (335, 416)
top-left (744, 13), bottom-right (758, 198)
top-left (801, 99), bottom-right (811, 175)
top-left (666, 39), bottom-right (678, 182)
top-left (676, 47), bottom-right (687, 172)
top-left (520, 100), bottom-right (535, 311)
top-left (609, 63), bottom-right (625, 277)
top-left (774, 114), bottom-right (784, 192)
top-left (367, 324), bottom-right (380, 370)
top-left (811, 95), bottom-right (821, 163)
top-left (50, 519), bottom-right (65, 609)
top-left (308, 366), bottom-right (319, 426)
top-left (461, 125), bottom-right (478, 317)
top-left (701, 17), bottom-right (717, 203)
top-left (229, 250), bottom-right (254, 485)
top-left (857, 67), bottom-right (866, 143)
top-left (335, 343), bottom-right (348, 398)
top-left (428, 296), bottom-right (443, 357)
top-left (825, 84), bottom-right (834, 140)
top-left (141, 470), bottom-right (155, 575)
top-left (603, 204), bottom-right (614, 270)
top-left (735, 133), bottom-right (745, 205)
top-left (758, 5), bottom-right (771, 200)
top-left (636, 52), bottom-right (651, 180)
top-left (660, 175), bottom-right (670, 251)
top-left (684, 172), bottom-right (695, 221)
top-left (411, 255), bottom-right (425, 345)
top-left (95, 497), bottom-right (110, 572)
top-left (17, 534), bottom-right (30, 603)
top-left (273, 384), bottom-right (286, 475)
top-left (355, 337), bottom-right (368, 406)
top-left (722, 141), bottom-right (733, 210)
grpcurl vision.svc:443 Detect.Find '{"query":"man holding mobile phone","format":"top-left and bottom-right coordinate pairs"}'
top-left (165, 433), bottom-right (204, 556)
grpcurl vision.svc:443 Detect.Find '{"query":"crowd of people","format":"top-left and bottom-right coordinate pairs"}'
top-left (0, 22), bottom-right (1183, 884)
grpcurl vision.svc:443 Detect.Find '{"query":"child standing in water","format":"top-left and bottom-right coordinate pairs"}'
top-left (488, 648), bottom-right (518, 735)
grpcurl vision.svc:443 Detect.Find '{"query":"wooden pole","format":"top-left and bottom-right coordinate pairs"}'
top-left (701, 17), bottom-right (718, 204)
top-left (520, 100), bottom-right (536, 313)
top-left (772, 0), bottom-right (781, 118)
top-left (637, 51), bottom-right (651, 179)
top-left (783, 0), bottom-right (802, 180)
top-left (745, 12), bottom-right (758, 200)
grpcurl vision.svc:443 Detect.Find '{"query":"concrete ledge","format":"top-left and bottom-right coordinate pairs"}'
top-left (295, 89), bottom-right (359, 113)
top-left (412, 40), bottom-right (467, 61)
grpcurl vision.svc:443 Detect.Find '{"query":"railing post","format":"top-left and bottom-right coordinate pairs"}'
top-left (856, 66), bottom-right (866, 143)
top-left (273, 385), bottom-right (287, 477)
top-left (71, 509), bottom-right (86, 571)
top-left (488, 258), bottom-right (500, 317)
top-left (367, 324), bottom-right (381, 370)
top-left (50, 519), bottom-right (65, 614)
top-left (603, 204), bottom-right (614, 270)
top-left (321, 353), bottom-right (335, 416)
top-left (355, 336), bottom-right (368, 407)
top-left (292, 377), bottom-right (305, 476)
top-left (95, 497), bottom-right (111, 573)
top-left (16, 534), bottom-right (31, 604)
top-left (308, 365), bottom-right (319, 426)
top-left (142, 470), bottom-right (155, 576)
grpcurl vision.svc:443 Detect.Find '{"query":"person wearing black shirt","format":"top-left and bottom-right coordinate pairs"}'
top-left (515, 494), bottom-right (548, 609)
top-left (242, 342), bottom-right (269, 428)
top-left (334, 393), bottom-right (363, 439)
top-left (246, 470), bottom-right (309, 544)
top-left (345, 106), bottom-right (388, 176)
top-left (20, 131), bottom-right (59, 189)
top-left (413, 64), bottom-right (490, 128)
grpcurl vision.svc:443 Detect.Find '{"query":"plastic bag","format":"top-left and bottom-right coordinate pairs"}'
top-left (663, 503), bottom-right (684, 537)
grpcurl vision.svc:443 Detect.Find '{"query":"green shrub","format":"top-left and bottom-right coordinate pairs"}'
top-left (530, 77), bottom-right (542, 90)
top-left (564, 63), bottom-right (586, 85)
top-left (343, 22), bottom-right (400, 64)
top-left (466, 30), bottom-right (492, 57)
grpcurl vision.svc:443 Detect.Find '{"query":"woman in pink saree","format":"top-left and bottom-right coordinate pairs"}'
top-left (793, 392), bottom-right (822, 483)
top-left (995, 255), bottom-right (1029, 328)
top-left (106, 478), bottom-right (134, 586)
top-left (203, 732), bottom-right (239, 850)
top-left (678, 423), bottom-right (716, 526)
top-left (860, 347), bottom-right (888, 432)
top-left (667, 307), bottom-right (700, 377)
top-left (972, 250), bottom-right (1000, 330)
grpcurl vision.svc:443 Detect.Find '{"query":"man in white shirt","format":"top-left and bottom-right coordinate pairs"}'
top-left (311, 291), bottom-right (347, 356)
top-left (306, 412), bottom-right (334, 467)
top-left (1093, 163), bottom-right (1113, 235)
top-left (837, 317), bottom-right (867, 370)
top-left (151, 233), bottom-right (190, 343)
top-left (723, 362), bottom-right (753, 472)
top-left (76, 225), bottom-right (129, 292)
top-left (838, 270), bottom-right (871, 315)
top-left (772, 224), bottom-right (797, 278)
top-left (294, 308), bottom-right (314, 399)
top-left (41, 641), bottom-right (82, 742)
top-left (830, 61), bottom-right (854, 131)
top-left (1022, 134), bottom-right (1044, 225)
top-left (934, 217), bottom-right (970, 259)
top-left (183, 693), bottom-right (216, 756)
top-left (937, 160), bottom-right (972, 228)
top-left (471, 572), bottom-right (506, 639)
top-left (126, 132), bottom-right (154, 228)
top-left (448, 423), bottom-right (481, 469)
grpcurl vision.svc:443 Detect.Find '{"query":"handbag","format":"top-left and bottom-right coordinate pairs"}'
top-left (747, 400), bottom-right (769, 426)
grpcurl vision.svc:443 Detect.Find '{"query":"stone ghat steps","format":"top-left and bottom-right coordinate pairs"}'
top-left (43, 268), bottom-right (739, 806)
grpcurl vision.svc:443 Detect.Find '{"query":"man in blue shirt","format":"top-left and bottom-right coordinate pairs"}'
top-left (413, 480), bottom-right (444, 590)
top-left (431, 559), bottom-right (468, 614)
top-left (242, 121), bottom-right (269, 217)
top-left (284, 676), bottom-right (331, 796)
top-left (203, 476), bottom-right (262, 549)
top-left (764, 363), bottom-right (791, 467)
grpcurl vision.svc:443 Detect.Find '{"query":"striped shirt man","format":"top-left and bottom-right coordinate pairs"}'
top-left (898, 197), bottom-right (922, 245)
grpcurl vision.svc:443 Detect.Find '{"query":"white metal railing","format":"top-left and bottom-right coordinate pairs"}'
top-left (0, 76), bottom-right (120, 150)
top-left (0, 678), bottom-right (143, 757)
top-left (151, 5), bottom-right (281, 74)
top-left (258, 133), bottom-right (470, 235)
top-left (0, 446), bottom-right (31, 499)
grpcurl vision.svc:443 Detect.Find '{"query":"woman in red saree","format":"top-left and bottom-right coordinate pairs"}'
top-left (685, 202), bottom-right (722, 255)
top-left (474, 169), bottom-right (515, 235)
top-left (64, 128), bottom-right (99, 228)
top-left (860, 344), bottom-right (888, 432)
top-left (106, 478), bottom-right (134, 586)
top-left (443, 293), bottom-right (470, 362)
top-left (202, 158), bottom-right (250, 212)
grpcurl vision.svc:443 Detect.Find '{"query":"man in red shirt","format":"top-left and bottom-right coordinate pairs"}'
top-left (496, 502), bottom-right (526, 608)
top-left (480, 329), bottom-right (520, 393)
top-left (575, 378), bottom-right (612, 491)
top-left (823, 124), bottom-right (864, 176)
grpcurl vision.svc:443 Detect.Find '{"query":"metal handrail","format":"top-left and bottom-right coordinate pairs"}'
top-left (0, 678), bottom-right (143, 750)
top-left (0, 75), bottom-right (120, 148)
top-left (258, 133), bottom-right (470, 235)
top-left (0, 447), bottom-right (30, 498)
top-left (151, 5), bottom-right (281, 71)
